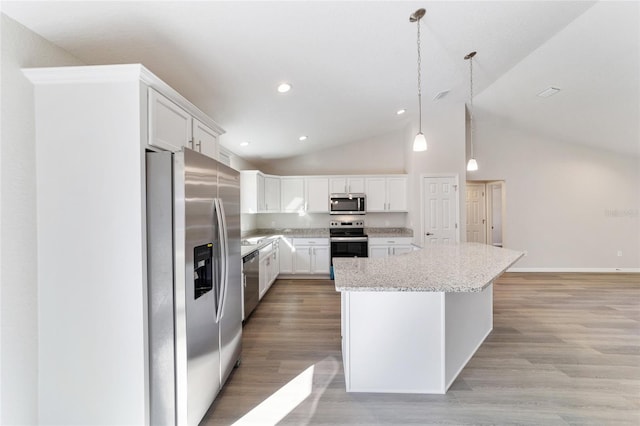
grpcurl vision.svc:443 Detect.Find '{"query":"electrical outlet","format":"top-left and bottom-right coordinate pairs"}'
top-left (617, 250), bottom-right (623, 257)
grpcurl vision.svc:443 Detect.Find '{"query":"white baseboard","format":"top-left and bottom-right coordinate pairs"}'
top-left (507, 267), bottom-right (640, 273)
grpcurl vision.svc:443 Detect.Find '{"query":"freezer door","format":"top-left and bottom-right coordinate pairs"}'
top-left (178, 148), bottom-right (222, 426)
top-left (217, 161), bottom-right (243, 385)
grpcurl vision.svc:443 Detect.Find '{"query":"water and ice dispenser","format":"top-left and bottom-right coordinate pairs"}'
top-left (194, 243), bottom-right (213, 299)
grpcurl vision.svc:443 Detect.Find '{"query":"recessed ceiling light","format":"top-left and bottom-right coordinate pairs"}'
top-left (396, 109), bottom-right (406, 115)
top-left (298, 135), bottom-right (308, 141)
top-left (537, 87), bottom-right (561, 98)
top-left (240, 141), bottom-right (250, 147)
top-left (277, 83), bottom-right (292, 93)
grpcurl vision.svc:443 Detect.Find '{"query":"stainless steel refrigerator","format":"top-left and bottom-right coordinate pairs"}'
top-left (146, 148), bottom-right (242, 426)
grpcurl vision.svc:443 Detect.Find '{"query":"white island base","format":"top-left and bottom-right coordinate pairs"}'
top-left (341, 283), bottom-right (493, 394)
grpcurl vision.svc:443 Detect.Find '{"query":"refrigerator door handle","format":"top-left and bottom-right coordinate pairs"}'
top-left (219, 198), bottom-right (230, 322)
top-left (214, 198), bottom-right (229, 323)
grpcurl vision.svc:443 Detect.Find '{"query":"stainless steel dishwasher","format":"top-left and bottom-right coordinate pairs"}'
top-left (242, 250), bottom-right (259, 322)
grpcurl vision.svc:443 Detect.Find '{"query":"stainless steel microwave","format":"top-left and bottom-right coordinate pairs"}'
top-left (330, 193), bottom-right (366, 215)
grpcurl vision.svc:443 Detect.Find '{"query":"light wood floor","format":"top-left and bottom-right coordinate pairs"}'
top-left (202, 273), bottom-right (640, 425)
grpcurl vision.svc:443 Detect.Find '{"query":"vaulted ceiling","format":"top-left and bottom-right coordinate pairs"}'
top-left (2, 1), bottom-right (638, 160)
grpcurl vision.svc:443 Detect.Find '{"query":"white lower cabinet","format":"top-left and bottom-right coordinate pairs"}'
top-left (279, 237), bottom-right (294, 273)
top-left (368, 237), bottom-right (414, 258)
top-left (258, 241), bottom-right (279, 299)
top-left (279, 237), bottom-right (330, 276)
top-left (270, 240), bottom-right (280, 282)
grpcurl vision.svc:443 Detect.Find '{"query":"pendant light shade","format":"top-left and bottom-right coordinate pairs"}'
top-left (465, 51), bottom-right (478, 171)
top-left (410, 9), bottom-right (427, 152)
top-left (466, 158), bottom-right (478, 171)
top-left (413, 132), bottom-right (427, 152)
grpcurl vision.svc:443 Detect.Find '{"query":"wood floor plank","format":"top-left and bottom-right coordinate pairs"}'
top-left (202, 273), bottom-right (640, 425)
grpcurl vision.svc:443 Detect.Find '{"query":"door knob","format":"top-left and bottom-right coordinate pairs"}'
top-left (425, 232), bottom-right (434, 236)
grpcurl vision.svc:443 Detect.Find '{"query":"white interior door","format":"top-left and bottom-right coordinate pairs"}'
top-left (465, 183), bottom-right (486, 243)
top-left (422, 176), bottom-right (458, 245)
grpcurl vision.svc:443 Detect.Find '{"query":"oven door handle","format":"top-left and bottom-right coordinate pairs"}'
top-left (330, 237), bottom-right (368, 242)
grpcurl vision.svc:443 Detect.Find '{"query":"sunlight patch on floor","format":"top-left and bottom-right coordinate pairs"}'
top-left (231, 365), bottom-right (315, 426)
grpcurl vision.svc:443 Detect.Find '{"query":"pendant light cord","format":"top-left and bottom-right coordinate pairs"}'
top-left (417, 18), bottom-right (423, 134)
top-left (469, 55), bottom-right (474, 158)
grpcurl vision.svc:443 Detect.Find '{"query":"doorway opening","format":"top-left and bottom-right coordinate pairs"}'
top-left (465, 180), bottom-right (505, 247)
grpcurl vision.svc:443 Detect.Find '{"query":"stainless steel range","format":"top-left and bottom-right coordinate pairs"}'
top-left (330, 219), bottom-right (368, 272)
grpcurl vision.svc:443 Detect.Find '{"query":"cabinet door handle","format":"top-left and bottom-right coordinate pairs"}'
top-left (195, 139), bottom-right (202, 151)
top-left (188, 139), bottom-right (194, 149)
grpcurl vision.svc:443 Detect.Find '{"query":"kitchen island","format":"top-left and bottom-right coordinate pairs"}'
top-left (333, 242), bottom-right (524, 394)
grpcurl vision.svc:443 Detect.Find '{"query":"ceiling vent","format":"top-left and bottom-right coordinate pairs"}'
top-left (537, 87), bottom-right (561, 98)
top-left (433, 90), bottom-right (450, 101)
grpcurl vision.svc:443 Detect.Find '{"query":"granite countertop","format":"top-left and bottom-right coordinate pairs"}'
top-left (333, 242), bottom-right (524, 293)
top-left (241, 227), bottom-right (414, 258)
top-left (243, 228), bottom-right (330, 239)
top-left (240, 228), bottom-right (330, 257)
top-left (366, 227), bottom-right (413, 238)
top-left (243, 227), bottom-right (413, 239)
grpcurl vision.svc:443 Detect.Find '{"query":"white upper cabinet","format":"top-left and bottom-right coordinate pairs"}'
top-left (305, 177), bottom-right (329, 213)
top-left (365, 176), bottom-right (408, 212)
top-left (264, 176), bottom-right (281, 212)
top-left (241, 171), bottom-right (279, 213)
top-left (148, 88), bottom-right (192, 152)
top-left (241, 171), bottom-right (261, 214)
top-left (218, 147), bottom-right (232, 166)
top-left (365, 177), bottom-right (387, 211)
top-left (330, 176), bottom-right (365, 194)
top-left (281, 177), bottom-right (305, 212)
top-left (242, 172), bottom-right (406, 214)
top-left (148, 88), bottom-right (223, 161)
top-left (192, 118), bottom-right (218, 159)
top-left (386, 177), bottom-right (408, 211)
top-left (281, 177), bottom-right (329, 213)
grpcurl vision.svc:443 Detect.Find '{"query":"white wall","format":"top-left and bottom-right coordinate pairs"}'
top-left (257, 130), bottom-right (406, 176)
top-left (471, 114), bottom-right (640, 270)
top-left (227, 147), bottom-right (258, 172)
top-left (406, 104), bottom-right (467, 244)
top-left (0, 14), bottom-right (85, 425)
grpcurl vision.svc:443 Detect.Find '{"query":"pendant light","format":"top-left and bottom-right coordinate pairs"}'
top-left (410, 9), bottom-right (427, 152)
top-left (465, 51), bottom-right (478, 171)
